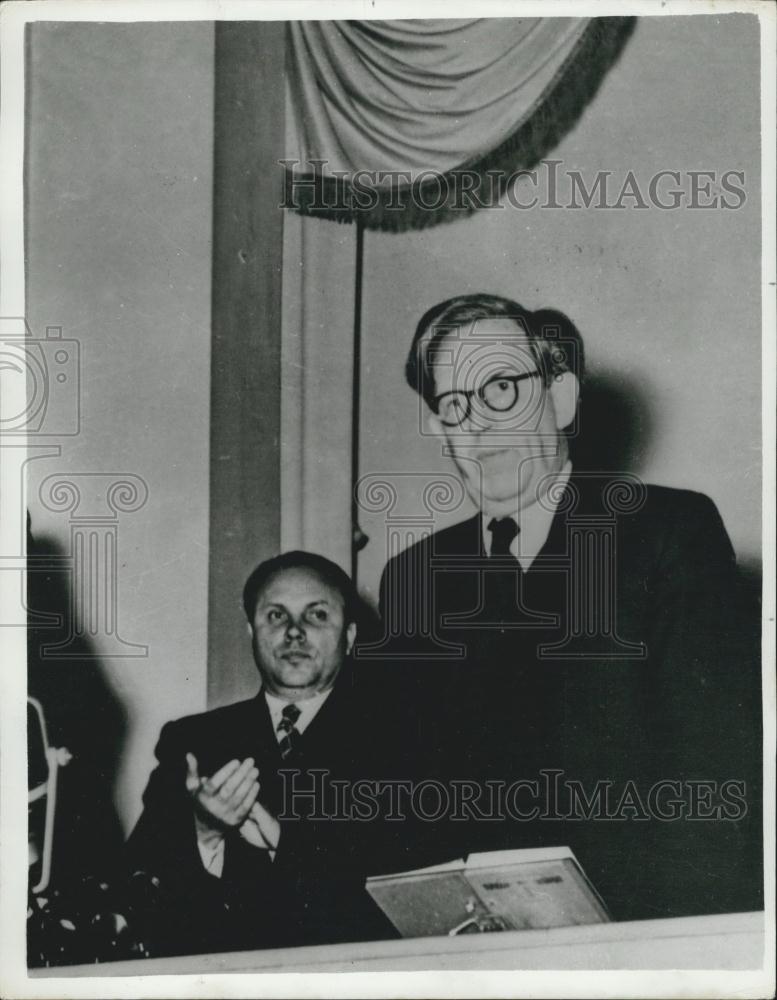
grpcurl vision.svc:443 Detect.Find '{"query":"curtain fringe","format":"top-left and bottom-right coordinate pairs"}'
top-left (285, 17), bottom-right (636, 233)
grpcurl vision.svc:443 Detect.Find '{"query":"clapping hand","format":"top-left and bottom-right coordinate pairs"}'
top-left (185, 754), bottom-right (259, 832)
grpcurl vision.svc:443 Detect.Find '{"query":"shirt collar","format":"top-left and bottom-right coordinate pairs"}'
top-left (264, 687), bottom-right (333, 738)
top-left (482, 461), bottom-right (572, 570)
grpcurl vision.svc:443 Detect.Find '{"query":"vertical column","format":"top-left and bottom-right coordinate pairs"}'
top-left (350, 219), bottom-right (365, 582)
top-left (279, 208), bottom-right (356, 573)
top-left (209, 22), bottom-right (286, 707)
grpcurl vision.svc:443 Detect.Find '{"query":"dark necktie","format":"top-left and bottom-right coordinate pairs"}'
top-left (486, 516), bottom-right (522, 622)
top-left (488, 516), bottom-right (519, 557)
top-left (277, 702), bottom-right (301, 760)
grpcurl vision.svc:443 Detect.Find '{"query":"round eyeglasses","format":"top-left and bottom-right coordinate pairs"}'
top-left (432, 371), bottom-right (542, 427)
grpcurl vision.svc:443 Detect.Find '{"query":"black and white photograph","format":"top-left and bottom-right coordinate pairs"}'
top-left (0, 1), bottom-right (774, 997)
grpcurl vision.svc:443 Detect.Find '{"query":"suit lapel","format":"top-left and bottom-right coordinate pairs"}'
top-left (431, 512), bottom-right (483, 556)
top-left (527, 483), bottom-right (570, 567)
top-left (252, 692), bottom-right (283, 761)
top-left (293, 671), bottom-right (354, 761)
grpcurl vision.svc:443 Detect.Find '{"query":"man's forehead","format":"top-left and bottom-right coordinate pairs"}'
top-left (429, 319), bottom-right (537, 387)
top-left (258, 567), bottom-right (343, 605)
top-left (433, 317), bottom-right (533, 353)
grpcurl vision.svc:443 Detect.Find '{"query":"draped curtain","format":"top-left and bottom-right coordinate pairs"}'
top-left (286, 17), bottom-right (635, 230)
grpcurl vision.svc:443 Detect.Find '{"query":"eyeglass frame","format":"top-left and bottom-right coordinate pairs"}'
top-left (430, 370), bottom-right (543, 428)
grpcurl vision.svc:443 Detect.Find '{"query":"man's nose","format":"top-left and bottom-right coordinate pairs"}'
top-left (456, 401), bottom-right (488, 433)
top-left (285, 619), bottom-right (306, 642)
top-left (464, 406), bottom-right (497, 434)
top-left (460, 409), bottom-right (481, 432)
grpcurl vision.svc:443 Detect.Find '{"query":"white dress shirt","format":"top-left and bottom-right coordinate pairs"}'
top-left (482, 461), bottom-right (573, 569)
top-left (264, 687), bottom-right (332, 737)
top-left (196, 688), bottom-right (333, 876)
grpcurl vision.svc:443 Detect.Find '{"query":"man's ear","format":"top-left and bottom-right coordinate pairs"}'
top-left (345, 622), bottom-right (357, 655)
top-left (549, 372), bottom-right (580, 430)
top-left (246, 621), bottom-right (253, 638)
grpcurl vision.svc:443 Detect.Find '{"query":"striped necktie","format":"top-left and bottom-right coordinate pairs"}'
top-left (277, 702), bottom-right (301, 760)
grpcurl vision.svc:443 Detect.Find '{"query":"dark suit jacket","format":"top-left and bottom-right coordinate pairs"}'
top-left (374, 476), bottom-right (762, 921)
top-left (126, 666), bottom-right (427, 957)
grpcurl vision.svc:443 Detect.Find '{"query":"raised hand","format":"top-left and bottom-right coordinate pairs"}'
top-left (185, 753), bottom-right (259, 833)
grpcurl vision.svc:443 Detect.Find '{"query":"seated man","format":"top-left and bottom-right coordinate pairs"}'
top-left (375, 293), bottom-right (762, 921)
top-left (127, 551), bottom-right (427, 957)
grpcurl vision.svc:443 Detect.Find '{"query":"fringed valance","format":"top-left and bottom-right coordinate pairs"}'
top-left (285, 17), bottom-right (635, 231)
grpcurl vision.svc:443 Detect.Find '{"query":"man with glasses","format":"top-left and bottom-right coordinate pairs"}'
top-left (375, 293), bottom-right (761, 923)
top-left (378, 294), bottom-right (585, 666)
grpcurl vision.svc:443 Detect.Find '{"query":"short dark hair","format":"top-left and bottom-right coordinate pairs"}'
top-left (242, 551), bottom-right (358, 623)
top-left (405, 293), bottom-right (585, 408)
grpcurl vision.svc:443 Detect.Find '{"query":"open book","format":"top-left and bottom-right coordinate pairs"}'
top-left (366, 846), bottom-right (611, 939)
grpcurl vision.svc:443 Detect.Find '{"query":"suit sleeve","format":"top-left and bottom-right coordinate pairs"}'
top-left (125, 721), bottom-right (202, 880)
top-left (125, 722), bottom-right (272, 955)
top-left (636, 492), bottom-right (762, 915)
top-left (647, 493), bottom-right (760, 776)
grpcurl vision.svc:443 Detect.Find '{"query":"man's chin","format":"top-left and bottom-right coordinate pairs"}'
top-left (275, 660), bottom-right (317, 686)
top-left (468, 475), bottom-right (529, 511)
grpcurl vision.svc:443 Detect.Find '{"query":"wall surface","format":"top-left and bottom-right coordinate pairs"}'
top-left (356, 14), bottom-right (762, 600)
top-left (25, 22), bottom-right (215, 833)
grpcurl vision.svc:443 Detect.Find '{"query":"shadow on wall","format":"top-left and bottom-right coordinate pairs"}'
top-left (571, 368), bottom-right (653, 474)
top-left (27, 526), bottom-right (126, 886)
top-left (572, 370), bottom-right (762, 604)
